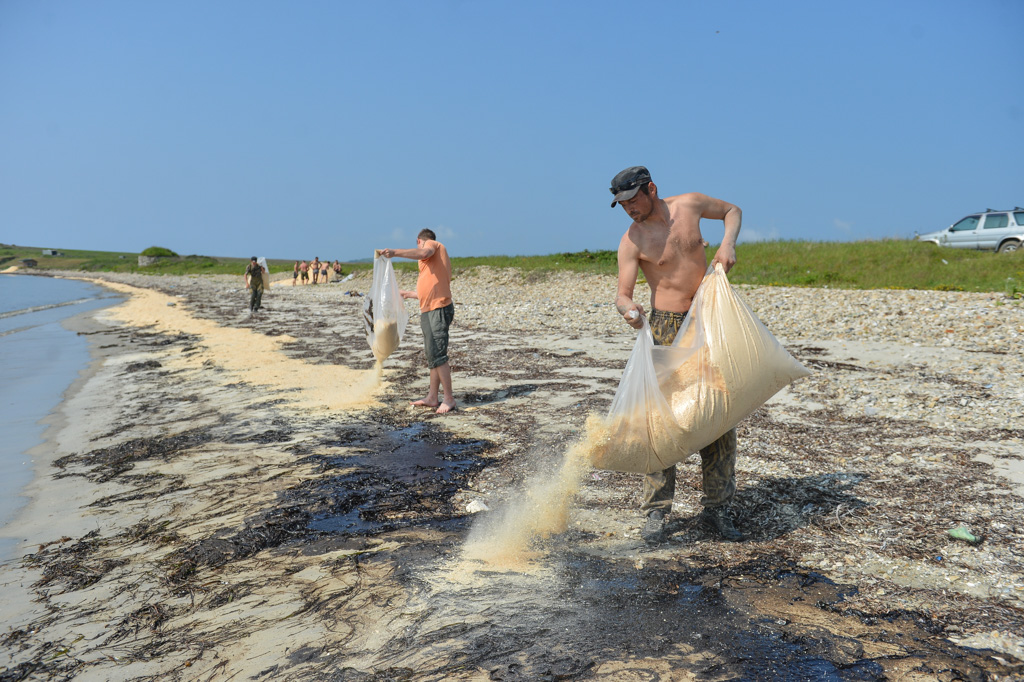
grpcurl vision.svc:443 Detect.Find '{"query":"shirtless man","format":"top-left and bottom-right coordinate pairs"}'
top-left (379, 229), bottom-right (456, 414)
top-left (611, 165), bottom-right (744, 544)
top-left (299, 260), bottom-right (309, 284)
top-left (311, 257), bottom-right (321, 284)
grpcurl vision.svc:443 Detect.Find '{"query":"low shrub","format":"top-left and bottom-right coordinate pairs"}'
top-left (141, 246), bottom-right (178, 258)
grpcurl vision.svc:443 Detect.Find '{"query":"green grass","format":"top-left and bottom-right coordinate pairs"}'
top-left (3, 240), bottom-right (1022, 297)
top-left (728, 240), bottom-right (1024, 296)
top-left (390, 249), bottom-right (620, 278)
top-left (0, 244), bottom-right (296, 277)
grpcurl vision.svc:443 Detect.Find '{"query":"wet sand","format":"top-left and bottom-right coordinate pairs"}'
top-left (1, 270), bottom-right (1022, 681)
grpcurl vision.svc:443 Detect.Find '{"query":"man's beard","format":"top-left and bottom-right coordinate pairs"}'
top-left (631, 207), bottom-right (652, 222)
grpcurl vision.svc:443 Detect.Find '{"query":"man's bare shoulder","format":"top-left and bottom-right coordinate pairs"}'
top-left (618, 226), bottom-right (640, 251)
top-left (663, 192), bottom-right (709, 208)
top-left (666, 192), bottom-right (722, 222)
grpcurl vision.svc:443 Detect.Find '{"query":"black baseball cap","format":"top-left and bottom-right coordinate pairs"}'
top-left (609, 166), bottom-right (652, 207)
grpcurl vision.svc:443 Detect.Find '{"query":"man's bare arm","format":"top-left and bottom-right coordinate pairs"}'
top-left (696, 194), bottom-right (742, 273)
top-left (380, 245), bottom-right (435, 260)
top-left (615, 231), bottom-right (645, 329)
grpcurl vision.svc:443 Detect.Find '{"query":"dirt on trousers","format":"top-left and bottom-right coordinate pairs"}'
top-left (0, 272), bottom-right (1021, 682)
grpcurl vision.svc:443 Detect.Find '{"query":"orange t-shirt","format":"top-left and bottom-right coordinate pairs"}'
top-left (416, 240), bottom-right (452, 312)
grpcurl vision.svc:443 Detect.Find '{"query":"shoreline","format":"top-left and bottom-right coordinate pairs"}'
top-left (1, 270), bottom-right (1022, 679)
top-left (0, 276), bottom-right (124, 561)
top-left (15, 296), bottom-right (131, 526)
top-left (0, 303), bottom-right (130, 628)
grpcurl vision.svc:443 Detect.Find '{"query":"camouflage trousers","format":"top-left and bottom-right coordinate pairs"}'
top-left (641, 308), bottom-right (737, 513)
top-left (249, 282), bottom-right (264, 312)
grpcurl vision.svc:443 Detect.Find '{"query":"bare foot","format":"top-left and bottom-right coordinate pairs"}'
top-left (411, 398), bottom-right (439, 408)
top-left (435, 400), bottom-right (457, 414)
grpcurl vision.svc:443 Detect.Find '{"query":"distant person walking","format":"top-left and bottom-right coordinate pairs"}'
top-left (299, 260), bottom-right (309, 284)
top-left (311, 257), bottom-right (321, 284)
top-left (292, 260), bottom-right (300, 286)
top-left (610, 165), bottom-right (744, 544)
top-left (244, 256), bottom-right (266, 315)
top-left (380, 229), bottom-right (456, 414)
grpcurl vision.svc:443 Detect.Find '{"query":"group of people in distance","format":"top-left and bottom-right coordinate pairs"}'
top-left (243, 256), bottom-right (347, 316)
top-left (246, 166), bottom-right (746, 545)
top-left (292, 257), bottom-right (343, 285)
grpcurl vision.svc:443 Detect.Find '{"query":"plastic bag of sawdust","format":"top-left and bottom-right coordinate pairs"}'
top-left (653, 262), bottom-right (812, 464)
top-left (244, 257), bottom-right (270, 291)
top-left (588, 263), bottom-right (811, 474)
top-left (257, 257), bottom-right (269, 292)
top-left (586, 315), bottom-right (693, 473)
top-left (362, 253), bottom-right (409, 364)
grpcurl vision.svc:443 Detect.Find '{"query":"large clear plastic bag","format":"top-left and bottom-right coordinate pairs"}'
top-left (588, 263), bottom-right (811, 473)
top-left (586, 315), bottom-right (690, 473)
top-left (362, 253), bottom-right (409, 365)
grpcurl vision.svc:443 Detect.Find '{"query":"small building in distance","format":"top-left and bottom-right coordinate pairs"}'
top-left (41, 249), bottom-right (64, 256)
top-left (20, 258), bottom-right (38, 267)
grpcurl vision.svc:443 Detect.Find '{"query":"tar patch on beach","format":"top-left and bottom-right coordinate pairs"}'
top-left (301, 421), bottom-right (493, 536)
top-left (165, 505), bottom-right (313, 583)
top-left (53, 430), bottom-right (212, 483)
top-left (162, 420), bottom-right (494, 585)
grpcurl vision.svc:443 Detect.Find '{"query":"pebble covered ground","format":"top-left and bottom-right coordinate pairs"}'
top-left (448, 267), bottom-right (1024, 427)
top-left (46, 267), bottom-right (1024, 666)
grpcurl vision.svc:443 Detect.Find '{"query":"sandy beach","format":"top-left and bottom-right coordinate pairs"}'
top-left (2, 268), bottom-right (1023, 681)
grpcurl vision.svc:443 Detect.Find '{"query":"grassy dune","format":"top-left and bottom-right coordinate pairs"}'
top-left (3, 241), bottom-right (1021, 297)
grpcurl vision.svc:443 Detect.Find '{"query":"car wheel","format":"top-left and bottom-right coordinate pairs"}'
top-left (998, 240), bottom-right (1020, 253)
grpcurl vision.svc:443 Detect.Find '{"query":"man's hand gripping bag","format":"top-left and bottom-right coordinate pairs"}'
top-left (362, 253), bottom-right (409, 364)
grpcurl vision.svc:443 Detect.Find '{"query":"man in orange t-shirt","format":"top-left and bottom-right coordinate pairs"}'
top-left (379, 229), bottom-right (455, 413)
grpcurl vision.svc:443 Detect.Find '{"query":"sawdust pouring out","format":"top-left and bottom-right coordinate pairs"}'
top-left (460, 433), bottom-right (595, 571)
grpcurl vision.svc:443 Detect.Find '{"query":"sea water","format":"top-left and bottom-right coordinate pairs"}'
top-left (0, 275), bottom-right (121, 561)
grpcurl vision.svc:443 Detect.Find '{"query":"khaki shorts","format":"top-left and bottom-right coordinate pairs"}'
top-left (421, 303), bottom-right (454, 369)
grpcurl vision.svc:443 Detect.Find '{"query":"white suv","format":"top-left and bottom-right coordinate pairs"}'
top-left (916, 208), bottom-right (1024, 253)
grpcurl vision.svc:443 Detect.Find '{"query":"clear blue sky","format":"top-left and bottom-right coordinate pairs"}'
top-left (2, 0), bottom-right (1021, 261)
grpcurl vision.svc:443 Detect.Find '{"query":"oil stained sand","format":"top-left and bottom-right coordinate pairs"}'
top-left (103, 278), bottom-right (601, 576)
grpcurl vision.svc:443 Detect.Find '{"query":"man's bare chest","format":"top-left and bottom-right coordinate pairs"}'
top-left (638, 222), bottom-right (704, 265)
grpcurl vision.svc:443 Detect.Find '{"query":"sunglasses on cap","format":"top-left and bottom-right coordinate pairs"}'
top-left (610, 179), bottom-right (649, 195)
